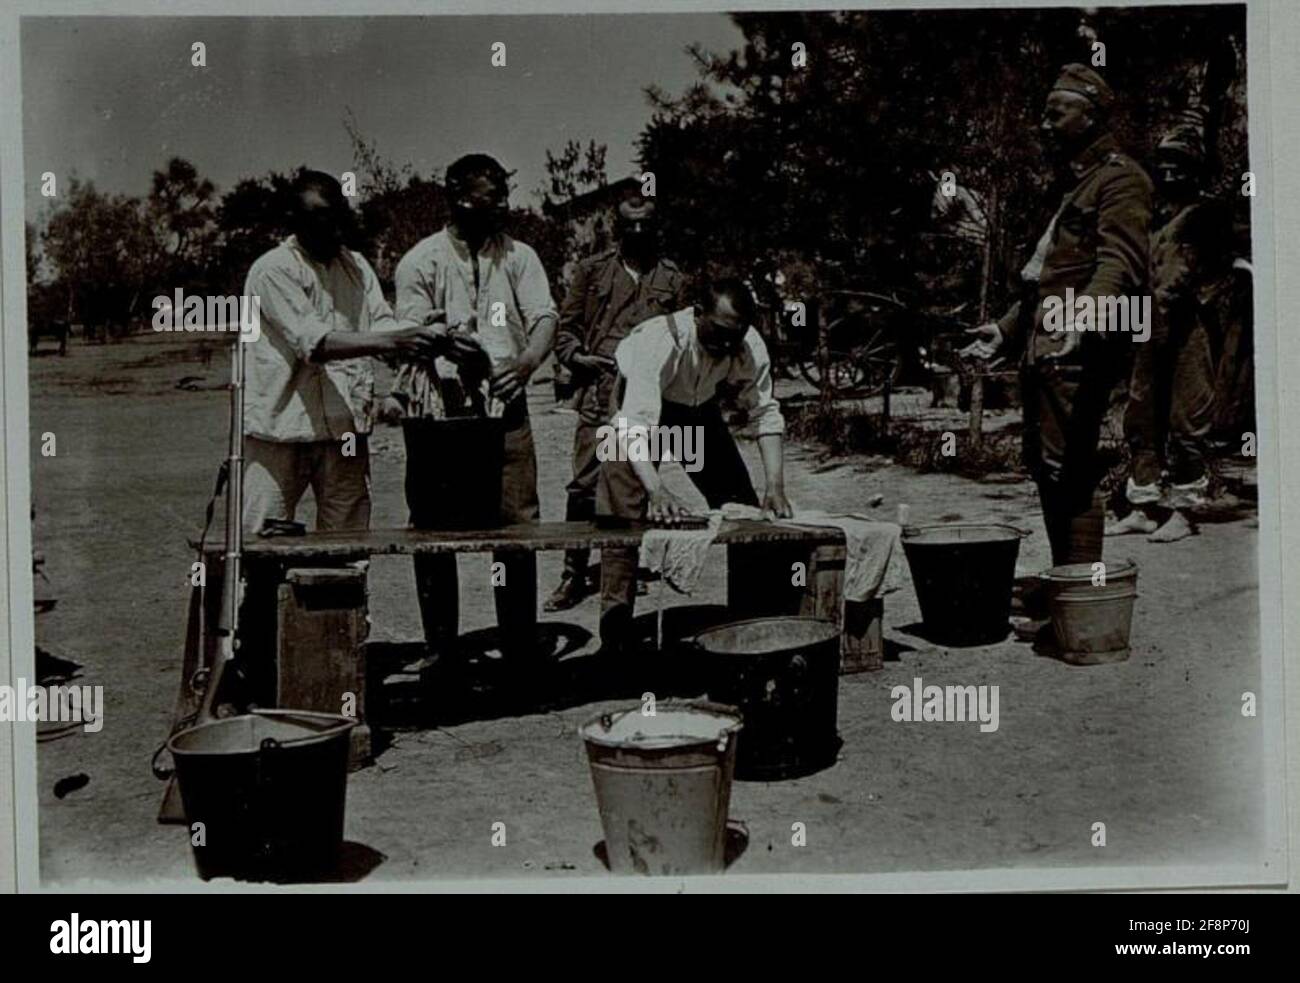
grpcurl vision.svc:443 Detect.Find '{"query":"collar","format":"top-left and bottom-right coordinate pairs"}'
top-left (445, 224), bottom-right (506, 257)
top-left (1067, 131), bottom-right (1121, 179)
top-left (286, 234), bottom-right (353, 273)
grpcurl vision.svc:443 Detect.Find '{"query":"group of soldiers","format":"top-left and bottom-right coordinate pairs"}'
top-left (962, 63), bottom-right (1249, 581)
top-left (240, 153), bottom-right (789, 674)
top-left (239, 60), bottom-right (1251, 670)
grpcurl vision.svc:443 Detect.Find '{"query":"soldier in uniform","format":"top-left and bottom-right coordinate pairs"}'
top-left (546, 189), bottom-right (689, 611)
top-left (964, 64), bottom-right (1153, 578)
top-left (1108, 117), bottom-right (1234, 542)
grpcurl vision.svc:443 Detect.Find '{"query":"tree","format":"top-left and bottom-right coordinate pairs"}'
top-left (41, 178), bottom-right (153, 331)
top-left (212, 170), bottom-right (300, 295)
top-left (143, 157), bottom-right (219, 293)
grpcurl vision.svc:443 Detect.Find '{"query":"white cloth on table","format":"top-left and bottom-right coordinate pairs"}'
top-left (775, 510), bottom-right (904, 603)
top-left (637, 503), bottom-right (903, 604)
top-left (638, 512), bottom-right (724, 594)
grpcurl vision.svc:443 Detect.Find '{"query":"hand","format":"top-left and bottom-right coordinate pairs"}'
top-left (490, 353), bottom-right (538, 404)
top-left (647, 486), bottom-right (693, 525)
top-left (446, 328), bottom-right (488, 369)
top-left (570, 352), bottom-right (617, 376)
top-left (761, 488), bottom-right (794, 520)
top-left (377, 395), bottom-right (405, 425)
top-left (960, 322), bottom-right (1003, 361)
top-left (389, 324), bottom-right (448, 361)
top-left (1040, 322), bottom-right (1083, 361)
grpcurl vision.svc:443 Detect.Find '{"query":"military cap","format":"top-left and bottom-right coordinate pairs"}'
top-left (1051, 63), bottom-right (1114, 112)
top-left (1157, 108), bottom-right (1207, 166)
top-left (617, 189), bottom-right (656, 222)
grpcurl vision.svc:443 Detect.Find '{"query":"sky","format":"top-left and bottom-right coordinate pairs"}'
top-left (21, 14), bottom-right (744, 220)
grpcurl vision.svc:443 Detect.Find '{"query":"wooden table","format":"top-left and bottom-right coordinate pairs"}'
top-left (159, 519), bottom-right (883, 821)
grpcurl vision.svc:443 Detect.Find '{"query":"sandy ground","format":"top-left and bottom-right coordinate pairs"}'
top-left (28, 333), bottom-right (1265, 885)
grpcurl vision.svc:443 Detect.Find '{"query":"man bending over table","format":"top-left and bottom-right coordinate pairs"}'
top-left (595, 276), bottom-right (794, 655)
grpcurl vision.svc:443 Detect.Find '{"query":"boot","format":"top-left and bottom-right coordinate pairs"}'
top-left (544, 570), bottom-right (590, 612)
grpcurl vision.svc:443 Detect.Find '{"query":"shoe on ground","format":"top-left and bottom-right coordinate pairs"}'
top-left (1012, 616), bottom-right (1050, 642)
top-left (1148, 510), bottom-right (1195, 543)
top-left (1106, 510), bottom-right (1158, 536)
top-left (544, 573), bottom-right (590, 612)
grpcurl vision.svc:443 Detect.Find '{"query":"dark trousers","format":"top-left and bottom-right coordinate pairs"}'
top-left (560, 374), bottom-right (618, 580)
top-left (1022, 360), bottom-right (1116, 566)
top-left (409, 403), bottom-right (541, 659)
top-left (595, 399), bottom-right (759, 649)
top-left (1123, 307), bottom-right (1216, 487)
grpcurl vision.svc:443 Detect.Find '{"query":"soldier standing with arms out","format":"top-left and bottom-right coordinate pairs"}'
top-left (546, 189), bottom-right (688, 611)
top-left (964, 65), bottom-right (1153, 586)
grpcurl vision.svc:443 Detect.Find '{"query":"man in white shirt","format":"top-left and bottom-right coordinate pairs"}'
top-left (393, 154), bottom-right (558, 666)
top-left (242, 170), bottom-right (444, 536)
top-left (595, 276), bottom-right (793, 653)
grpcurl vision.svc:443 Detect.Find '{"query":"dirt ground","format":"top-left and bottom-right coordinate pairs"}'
top-left (27, 333), bottom-right (1266, 885)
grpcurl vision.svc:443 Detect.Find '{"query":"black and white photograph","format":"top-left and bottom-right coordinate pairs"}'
top-left (0, 0), bottom-right (1289, 900)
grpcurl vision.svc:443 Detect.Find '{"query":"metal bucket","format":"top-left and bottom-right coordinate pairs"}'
top-left (696, 617), bottom-right (842, 781)
top-left (580, 702), bottom-right (742, 876)
top-left (901, 524), bottom-right (1026, 645)
top-left (1043, 560), bottom-right (1138, 665)
top-left (167, 709), bottom-right (357, 881)
top-left (403, 416), bottom-right (507, 530)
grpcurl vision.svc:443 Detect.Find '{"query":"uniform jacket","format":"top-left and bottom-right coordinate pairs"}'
top-left (999, 131), bottom-right (1154, 366)
top-left (554, 249), bottom-right (688, 368)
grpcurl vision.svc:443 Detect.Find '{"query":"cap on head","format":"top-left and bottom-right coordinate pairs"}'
top-left (1157, 109), bottom-right (1208, 168)
top-left (1051, 63), bottom-right (1114, 114)
top-left (617, 188), bottom-right (656, 224)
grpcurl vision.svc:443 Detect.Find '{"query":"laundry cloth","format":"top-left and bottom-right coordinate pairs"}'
top-left (639, 503), bottom-right (904, 604)
top-left (776, 510), bottom-right (905, 603)
top-left (716, 502), bottom-right (904, 603)
top-left (638, 511), bottom-right (724, 594)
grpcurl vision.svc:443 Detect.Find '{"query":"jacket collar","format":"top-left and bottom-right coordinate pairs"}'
top-left (1067, 130), bottom-right (1121, 180)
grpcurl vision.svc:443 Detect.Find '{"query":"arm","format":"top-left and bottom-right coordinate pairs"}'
top-left (554, 259), bottom-right (592, 367)
top-left (615, 327), bottom-right (672, 498)
top-left (1079, 167), bottom-right (1154, 331)
top-left (517, 244), bottom-right (559, 368)
top-left (491, 245), bottom-right (560, 402)
top-left (731, 329), bottom-right (793, 517)
top-left (316, 254), bottom-right (445, 363)
top-left (247, 258), bottom-right (437, 364)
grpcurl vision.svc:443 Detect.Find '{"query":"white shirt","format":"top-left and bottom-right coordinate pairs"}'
top-left (613, 307), bottom-right (785, 438)
top-left (243, 236), bottom-right (396, 442)
top-left (394, 227), bottom-right (556, 379)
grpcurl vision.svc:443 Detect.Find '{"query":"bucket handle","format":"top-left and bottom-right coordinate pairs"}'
top-left (151, 742), bottom-right (175, 781)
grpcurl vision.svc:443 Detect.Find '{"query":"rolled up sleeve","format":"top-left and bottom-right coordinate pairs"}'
top-left (513, 244), bottom-right (558, 334)
top-left (614, 325), bottom-right (674, 434)
top-left (245, 258), bottom-right (332, 363)
top-left (731, 328), bottom-right (785, 438)
top-left (395, 248), bottom-right (437, 326)
top-left (357, 253), bottom-right (399, 330)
